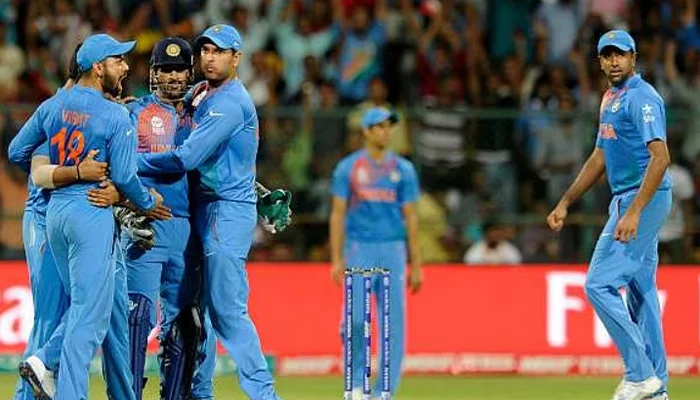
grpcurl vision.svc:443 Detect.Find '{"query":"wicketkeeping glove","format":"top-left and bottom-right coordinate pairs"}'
top-left (256, 182), bottom-right (293, 234)
top-left (113, 206), bottom-right (156, 250)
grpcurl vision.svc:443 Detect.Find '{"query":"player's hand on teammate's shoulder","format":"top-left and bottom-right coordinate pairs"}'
top-left (547, 203), bottom-right (568, 232)
top-left (87, 181), bottom-right (120, 208)
top-left (78, 149), bottom-right (108, 182)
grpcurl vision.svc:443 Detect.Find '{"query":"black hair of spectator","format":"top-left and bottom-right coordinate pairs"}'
top-left (69, 42), bottom-right (83, 80)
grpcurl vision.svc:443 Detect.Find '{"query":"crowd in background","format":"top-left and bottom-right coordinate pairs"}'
top-left (1, 0), bottom-right (700, 265)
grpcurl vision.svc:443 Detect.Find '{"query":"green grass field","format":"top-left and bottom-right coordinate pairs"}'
top-left (2, 375), bottom-right (699, 399)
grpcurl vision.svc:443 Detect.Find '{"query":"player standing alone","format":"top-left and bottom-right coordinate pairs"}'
top-left (548, 30), bottom-right (672, 400)
top-left (330, 107), bottom-right (423, 399)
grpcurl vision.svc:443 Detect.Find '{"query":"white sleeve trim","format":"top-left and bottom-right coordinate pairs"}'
top-left (32, 165), bottom-right (58, 189)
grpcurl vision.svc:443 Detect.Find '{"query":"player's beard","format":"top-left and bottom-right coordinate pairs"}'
top-left (102, 71), bottom-right (123, 99)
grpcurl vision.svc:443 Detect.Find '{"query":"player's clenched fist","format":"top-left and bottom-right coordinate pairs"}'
top-left (547, 203), bottom-right (568, 232)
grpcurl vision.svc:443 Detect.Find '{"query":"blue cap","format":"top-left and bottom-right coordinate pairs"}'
top-left (195, 24), bottom-right (244, 52)
top-left (76, 33), bottom-right (136, 71)
top-left (597, 30), bottom-right (636, 54)
top-left (361, 107), bottom-right (398, 129)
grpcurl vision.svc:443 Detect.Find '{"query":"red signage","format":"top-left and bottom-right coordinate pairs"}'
top-left (1, 262), bottom-right (698, 375)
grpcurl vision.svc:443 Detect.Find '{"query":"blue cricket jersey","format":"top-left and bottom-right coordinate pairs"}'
top-left (8, 85), bottom-right (155, 210)
top-left (137, 79), bottom-right (258, 203)
top-left (596, 74), bottom-right (672, 195)
top-left (330, 149), bottom-right (420, 242)
top-left (127, 94), bottom-right (191, 217)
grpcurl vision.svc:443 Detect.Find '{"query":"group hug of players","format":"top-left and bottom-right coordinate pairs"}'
top-left (8, 25), bottom-right (292, 400)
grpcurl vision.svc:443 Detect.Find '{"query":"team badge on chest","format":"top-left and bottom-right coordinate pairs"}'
top-left (151, 116), bottom-right (165, 135)
top-left (389, 170), bottom-right (401, 182)
top-left (356, 166), bottom-right (369, 184)
top-left (611, 100), bottom-right (620, 113)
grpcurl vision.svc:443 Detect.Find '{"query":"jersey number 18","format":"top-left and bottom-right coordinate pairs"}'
top-left (50, 127), bottom-right (85, 165)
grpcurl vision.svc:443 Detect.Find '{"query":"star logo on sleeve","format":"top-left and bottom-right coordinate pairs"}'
top-left (642, 104), bottom-right (655, 123)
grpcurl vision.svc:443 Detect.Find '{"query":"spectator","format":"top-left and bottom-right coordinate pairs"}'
top-left (415, 75), bottom-right (468, 192)
top-left (332, 0), bottom-right (388, 104)
top-left (487, 0), bottom-right (539, 61)
top-left (470, 60), bottom-right (520, 213)
top-left (664, 40), bottom-right (700, 164)
top-left (533, 92), bottom-right (585, 204)
top-left (534, 0), bottom-right (583, 64)
top-left (659, 162), bottom-right (695, 263)
top-left (447, 168), bottom-right (499, 247)
top-left (463, 220), bottom-right (522, 265)
top-left (417, 190), bottom-right (452, 262)
top-left (274, 1), bottom-right (337, 101)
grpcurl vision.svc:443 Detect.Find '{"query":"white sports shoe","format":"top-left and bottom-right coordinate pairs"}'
top-left (611, 376), bottom-right (663, 400)
top-left (18, 355), bottom-right (55, 399)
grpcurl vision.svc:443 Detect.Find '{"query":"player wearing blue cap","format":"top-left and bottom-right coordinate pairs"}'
top-left (10, 43), bottom-right (139, 400)
top-left (136, 24), bottom-right (283, 400)
top-left (548, 30), bottom-right (671, 400)
top-left (8, 33), bottom-right (162, 400)
top-left (330, 106), bottom-right (423, 399)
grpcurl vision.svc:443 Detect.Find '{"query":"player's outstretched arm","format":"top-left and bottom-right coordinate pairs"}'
top-left (138, 99), bottom-right (243, 174)
top-left (547, 147), bottom-right (605, 231)
top-left (31, 149), bottom-right (108, 189)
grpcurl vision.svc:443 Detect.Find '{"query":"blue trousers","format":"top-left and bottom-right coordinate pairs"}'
top-left (45, 198), bottom-right (116, 400)
top-left (195, 200), bottom-right (279, 400)
top-left (13, 210), bottom-right (68, 400)
top-left (586, 189), bottom-right (671, 387)
top-left (124, 217), bottom-right (215, 398)
top-left (101, 241), bottom-right (136, 400)
top-left (344, 240), bottom-right (407, 396)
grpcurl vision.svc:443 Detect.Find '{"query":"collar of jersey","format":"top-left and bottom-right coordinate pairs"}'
top-left (149, 93), bottom-right (176, 112)
top-left (72, 84), bottom-right (104, 97)
top-left (610, 73), bottom-right (640, 93)
top-left (361, 149), bottom-right (393, 167)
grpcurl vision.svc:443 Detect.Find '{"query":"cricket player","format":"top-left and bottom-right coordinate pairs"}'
top-left (136, 24), bottom-right (283, 399)
top-left (8, 33), bottom-right (162, 400)
top-left (12, 43), bottom-right (133, 400)
top-left (13, 42), bottom-right (144, 400)
top-left (329, 107), bottom-right (423, 399)
top-left (120, 36), bottom-right (216, 400)
top-left (547, 30), bottom-right (671, 400)
top-left (11, 143), bottom-right (107, 400)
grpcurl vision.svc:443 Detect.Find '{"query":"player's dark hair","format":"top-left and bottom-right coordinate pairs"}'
top-left (68, 42), bottom-right (83, 81)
